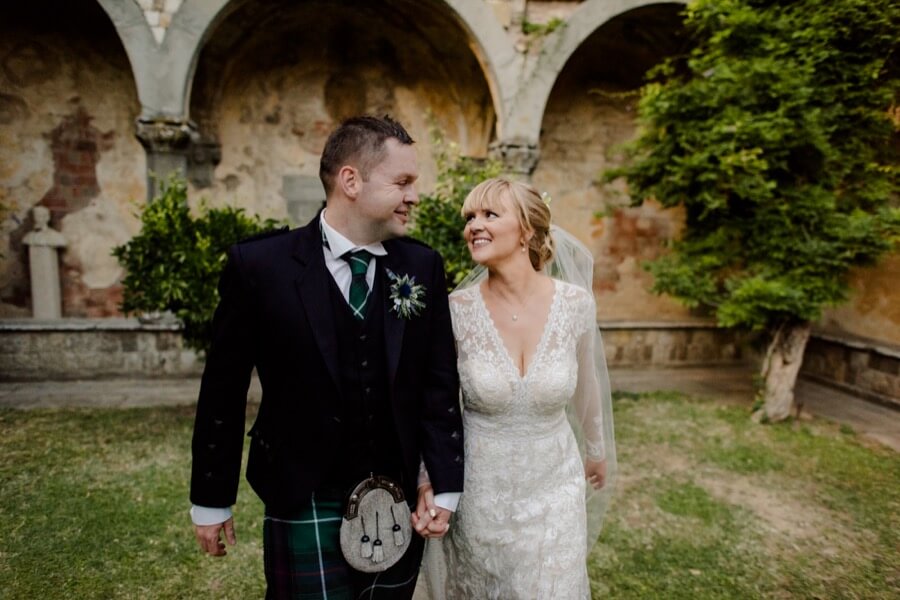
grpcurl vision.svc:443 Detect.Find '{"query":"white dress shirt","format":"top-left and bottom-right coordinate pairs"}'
top-left (192, 211), bottom-right (457, 526)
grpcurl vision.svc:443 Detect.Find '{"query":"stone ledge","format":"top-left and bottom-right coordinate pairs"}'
top-left (0, 318), bottom-right (181, 332)
top-left (811, 330), bottom-right (900, 360)
top-left (0, 318), bottom-right (199, 381)
top-left (598, 322), bottom-right (750, 368)
top-left (801, 333), bottom-right (900, 408)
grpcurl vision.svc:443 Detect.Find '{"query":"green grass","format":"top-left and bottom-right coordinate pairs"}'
top-left (1, 393), bottom-right (898, 598)
top-left (591, 392), bottom-right (900, 599)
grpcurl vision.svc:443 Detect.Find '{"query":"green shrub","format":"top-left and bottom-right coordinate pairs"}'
top-left (112, 177), bottom-right (284, 355)
top-left (410, 130), bottom-right (502, 290)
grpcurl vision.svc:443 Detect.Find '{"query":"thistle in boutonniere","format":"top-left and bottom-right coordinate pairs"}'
top-left (386, 268), bottom-right (426, 319)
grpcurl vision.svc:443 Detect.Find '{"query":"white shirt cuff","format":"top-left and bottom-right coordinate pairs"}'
top-left (433, 492), bottom-right (460, 513)
top-left (190, 504), bottom-right (233, 526)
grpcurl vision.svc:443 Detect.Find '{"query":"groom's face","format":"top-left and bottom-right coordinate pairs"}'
top-left (355, 138), bottom-right (420, 241)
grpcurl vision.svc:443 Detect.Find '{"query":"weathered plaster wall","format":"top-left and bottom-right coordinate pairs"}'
top-left (0, 3), bottom-right (146, 318)
top-left (187, 0), bottom-right (495, 223)
top-left (533, 3), bottom-right (695, 322)
top-left (818, 255), bottom-right (900, 346)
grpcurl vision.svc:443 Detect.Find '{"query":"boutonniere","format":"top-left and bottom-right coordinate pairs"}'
top-left (386, 268), bottom-right (426, 319)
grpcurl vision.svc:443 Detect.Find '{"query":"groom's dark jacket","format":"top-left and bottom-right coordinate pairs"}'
top-left (190, 215), bottom-right (464, 512)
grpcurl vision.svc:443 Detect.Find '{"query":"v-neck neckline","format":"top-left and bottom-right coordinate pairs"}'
top-left (476, 279), bottom-right (559, 380)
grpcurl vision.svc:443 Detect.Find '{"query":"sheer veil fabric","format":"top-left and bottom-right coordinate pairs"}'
top-left (423, 226), bottom-right (617, 597)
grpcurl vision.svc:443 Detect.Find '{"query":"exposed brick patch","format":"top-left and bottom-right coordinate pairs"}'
top-left (5, 103), bottom-right (118, 317)
top-left (40, 104), bottom-right (113, 223)
top-left (594, 205), bottom-right (674, 292)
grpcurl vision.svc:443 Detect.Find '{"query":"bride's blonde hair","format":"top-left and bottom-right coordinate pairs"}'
top-left (461, 177), bottom-right (554, 270)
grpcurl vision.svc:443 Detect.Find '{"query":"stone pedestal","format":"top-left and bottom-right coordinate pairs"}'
top-left (22, 206), bottom-right (67, 319)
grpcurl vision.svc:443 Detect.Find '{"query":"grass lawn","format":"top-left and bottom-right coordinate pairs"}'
top-left (1, 392), bottom-right (898, 599)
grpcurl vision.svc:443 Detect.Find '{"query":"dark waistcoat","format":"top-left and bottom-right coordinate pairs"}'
top-left (319, 268), bottom-right (405, 495)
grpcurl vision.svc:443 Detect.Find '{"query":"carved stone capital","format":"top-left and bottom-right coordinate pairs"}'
top-left (489, 140), bottom-right (540, 177)
top-left (134, 118), bottom-right (195, 154)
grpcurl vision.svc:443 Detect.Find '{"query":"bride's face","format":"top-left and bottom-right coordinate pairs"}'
top-left (463, 195), bottom-right (528, 267)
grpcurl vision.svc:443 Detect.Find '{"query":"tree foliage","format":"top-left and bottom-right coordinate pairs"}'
top-left (606, 0), bottom-right (900, 331)
top-left (113, 177), bottom-right (284, 354)
top-left (410, 129), bottom-right (502, 290)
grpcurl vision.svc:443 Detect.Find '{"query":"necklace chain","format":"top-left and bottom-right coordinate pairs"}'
top-left (487, 286), bottom-right (531, 322)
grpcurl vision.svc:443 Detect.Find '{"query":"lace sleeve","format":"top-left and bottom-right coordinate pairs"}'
top-left (571, 290), bottom-right (609, 461)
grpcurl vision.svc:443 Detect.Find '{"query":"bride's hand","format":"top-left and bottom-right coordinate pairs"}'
top-left (412, 483), bottom-right (451, 539)
top-left (584, 458), bottom-right (607, 490)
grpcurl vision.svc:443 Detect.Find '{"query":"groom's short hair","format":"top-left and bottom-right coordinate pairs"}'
top-left (319, 115), bottom-right (415, 196)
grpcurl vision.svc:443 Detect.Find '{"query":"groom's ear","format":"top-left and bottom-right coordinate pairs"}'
top-left (337, 165), bottom-right (361, 199)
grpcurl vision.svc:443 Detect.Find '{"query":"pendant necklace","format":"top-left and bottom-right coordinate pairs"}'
top-left (489, 285), bottom-right (529, 322)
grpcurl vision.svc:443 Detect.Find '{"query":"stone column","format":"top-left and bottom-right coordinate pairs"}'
top-left (489, 140), bottom-right (541, 180)
top-left (22, 206), bottom-right (68, 319)
top-left (135, 118), bottom-right (197, 199)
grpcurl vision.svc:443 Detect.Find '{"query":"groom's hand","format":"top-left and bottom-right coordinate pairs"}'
top-left (412, 484), bottom-right (451, 539)
top-left (194, 517), bottom-right (237, 556)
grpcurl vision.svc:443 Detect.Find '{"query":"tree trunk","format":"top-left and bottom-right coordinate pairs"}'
top-left (755, 321), bottom-right (812, 423)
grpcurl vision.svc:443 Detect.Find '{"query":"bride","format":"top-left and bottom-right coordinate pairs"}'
top-left (415, 178), bottom-right (617, 599)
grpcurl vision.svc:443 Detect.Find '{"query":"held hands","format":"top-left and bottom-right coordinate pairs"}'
top-left (585, 458), bottom-right (607, 490)
top-left (411, 483), bottom-right (452, 539)
top-left (194, 517), bottom-right (237, 556)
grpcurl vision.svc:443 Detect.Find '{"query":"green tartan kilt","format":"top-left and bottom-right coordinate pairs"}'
top-left (263, 496), bottom-right (423, 600)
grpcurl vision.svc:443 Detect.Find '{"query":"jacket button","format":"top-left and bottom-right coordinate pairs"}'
top-left (454, 455), bottom-right (462, 464)
top-left (361, 359), bottom-right (368, 367)
top-left (213, 419), bottom-right (223, 426)
top-left (451, 431), bottom-right (460, 440)
top-left (359, 334), bottom-right (367, 342)
top-left (447, 407), bottom-right (456, 414)
top-left (207, 443), bottom-right (217, 450)
top-left (205, 471), bottom-right (213, 479)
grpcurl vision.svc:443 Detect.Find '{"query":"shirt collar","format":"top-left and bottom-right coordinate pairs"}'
top-left (320, 209), bottom-right (388, 257)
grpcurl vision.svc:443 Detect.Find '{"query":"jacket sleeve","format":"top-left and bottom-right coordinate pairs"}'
top-left (418, 252), bottom-right (464, 495)
top-left (190, 245), bottom-right (256, 507)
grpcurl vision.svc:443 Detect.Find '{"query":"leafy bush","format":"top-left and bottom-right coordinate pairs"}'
top-left (410, 130), bottom-right (502, 290)
top-left (605, 0), bottom-right (900, 331)
top-left (113, 177), bottom-right (284, 354)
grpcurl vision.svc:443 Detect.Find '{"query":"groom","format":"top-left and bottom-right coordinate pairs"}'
top-left (189, 115), bottom-right (464, 598)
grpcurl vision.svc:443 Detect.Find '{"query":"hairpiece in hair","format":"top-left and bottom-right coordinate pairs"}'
top-left (541, 191), bottom-right (552, 206)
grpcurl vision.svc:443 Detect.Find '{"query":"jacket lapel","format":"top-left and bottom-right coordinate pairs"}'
top-left (292, 217), bottom-right (343, 397)
top-left (380, 245), bottom-right (407, 389)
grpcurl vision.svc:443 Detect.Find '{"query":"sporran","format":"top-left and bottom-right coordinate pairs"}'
top-left (339, 475), bottom-right (412, 573)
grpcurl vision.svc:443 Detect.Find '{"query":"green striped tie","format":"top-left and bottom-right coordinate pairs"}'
top-left (343, 250), bottom-right (374, 320)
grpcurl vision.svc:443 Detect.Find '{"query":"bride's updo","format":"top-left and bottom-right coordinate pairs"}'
top-left (461, 177), bottom-right (555, 271)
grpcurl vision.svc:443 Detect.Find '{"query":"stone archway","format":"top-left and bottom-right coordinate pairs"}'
top-left (504, 0), bottom-right (687, 147)
top-left (531, 2), bottom-right (689, 321)
top-left (0, 1), bottom-right (146, 317)
top-left (186, 0), bottom-right (498, 225)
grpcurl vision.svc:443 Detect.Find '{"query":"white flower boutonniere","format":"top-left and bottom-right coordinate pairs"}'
top-left (386, 268), bottom-right (426, 319)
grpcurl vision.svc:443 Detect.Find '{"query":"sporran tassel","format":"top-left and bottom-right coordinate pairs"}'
top-left (391, 505), bottom-right (404, 546)
top-left (372, 512), bottom-right (384, 563)
top-left (372, 539), bottom-right (384, 563)
top-left (359, 515), bottom-right (373, 558)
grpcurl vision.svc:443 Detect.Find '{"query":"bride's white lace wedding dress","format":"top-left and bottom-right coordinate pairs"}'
top-left (429, 278), bottom-right (605, 599)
